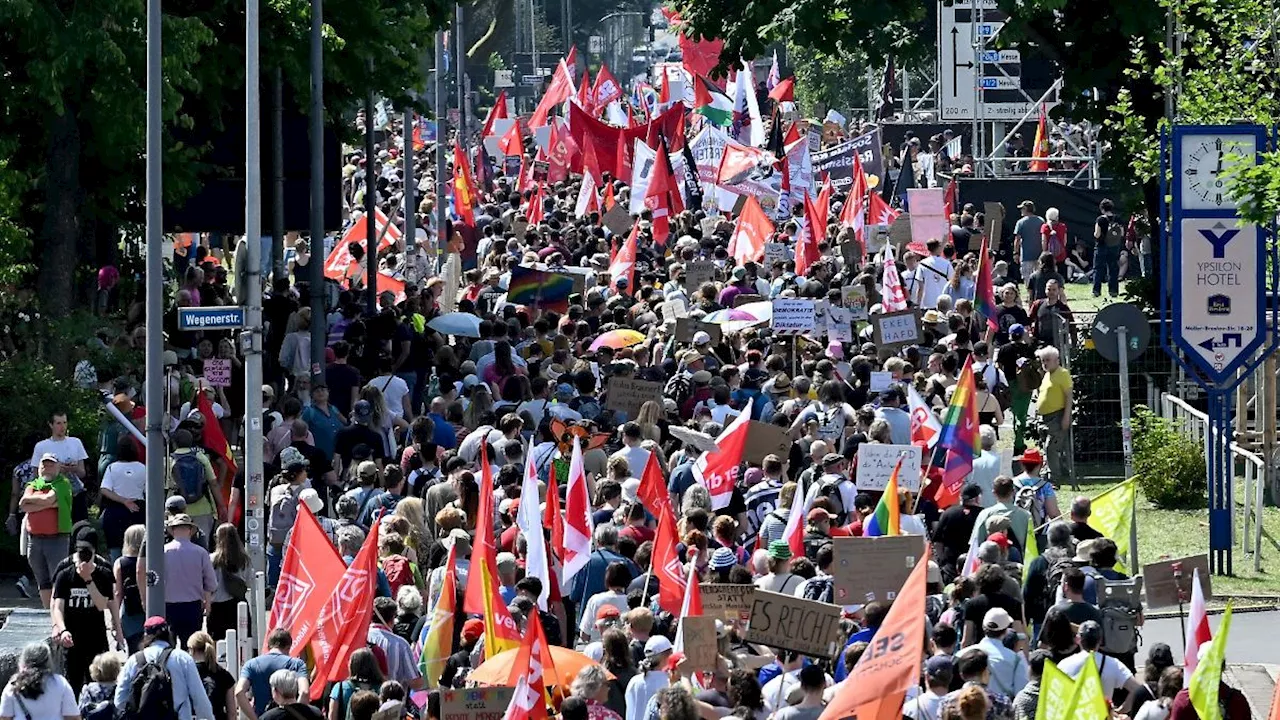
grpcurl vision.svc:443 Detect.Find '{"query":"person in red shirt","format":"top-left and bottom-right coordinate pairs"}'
top-left (839, 493), bottom-right (876, 537)
top-left (617, 502), bottom-right (654, 546)
top-left (1169, 659), bottom-right (1251, 720)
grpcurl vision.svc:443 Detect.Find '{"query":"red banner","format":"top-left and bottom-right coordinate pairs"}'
top-left (568, 102), bottom-right (685, 179)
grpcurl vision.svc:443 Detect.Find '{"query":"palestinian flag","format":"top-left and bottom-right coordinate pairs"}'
top-left (694, 75), bottom-right (733, 127)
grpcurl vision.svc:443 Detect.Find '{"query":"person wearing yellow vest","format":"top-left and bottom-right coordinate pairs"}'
top-left (1035, 345), bottom-right (1074, 490)
top-left (20, 453), bottom-right (74, 608)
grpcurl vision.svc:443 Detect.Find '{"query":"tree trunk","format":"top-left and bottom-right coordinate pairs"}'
top-left (37, 100), bottom-right (82, 322)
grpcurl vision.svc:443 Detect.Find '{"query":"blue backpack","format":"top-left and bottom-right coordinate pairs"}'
top-left (172, 452), bottom-right (208, 505)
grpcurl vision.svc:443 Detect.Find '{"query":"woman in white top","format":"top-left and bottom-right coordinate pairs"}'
top-left (0, 642), bottom-right (78, 720)
top-left (1133, 666), bottom-right (1183, 720)
top-left (98, 441), bottom-right (147, 557)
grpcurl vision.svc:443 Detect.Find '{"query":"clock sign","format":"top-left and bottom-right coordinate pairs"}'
top-left (1178, 133), bottom-right (1258, 210)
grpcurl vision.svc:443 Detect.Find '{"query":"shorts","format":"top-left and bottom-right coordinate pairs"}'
top-left (27, 534), bottom-right (70, 589)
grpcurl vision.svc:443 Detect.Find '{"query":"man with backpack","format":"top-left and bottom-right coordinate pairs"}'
top-left (167, 429), bottom-right (219, 539)
top-left (113, 616), bottom-right (214, 720)
top-left (1093, 198), bottom-right (1125, 299)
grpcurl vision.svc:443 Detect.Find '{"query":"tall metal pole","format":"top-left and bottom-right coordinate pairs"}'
top-left (435, 33), bottom-right (448, 270)
top-left (243, 0), bottom-right (268, 640)
top-left (1117, 326), bottom-right (1139, 575)
top-left (308, 0), bottom-right (326, 383)
top-left (143, 0), bottom-right (166, 613)
top-left (271, 67), bottom-right (286, 280)
top-left (365, 89), bottom-right (377, 314)
top-left (403, 108), bottom-right (415, 265)
top-left (455, 3), bottom-right (467, 143)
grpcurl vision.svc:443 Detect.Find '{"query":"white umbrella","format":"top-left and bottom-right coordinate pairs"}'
top-left (427, 312), bottom-right (482, 338)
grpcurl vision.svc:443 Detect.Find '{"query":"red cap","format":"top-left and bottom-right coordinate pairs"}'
top-left (596, 605), bottom-right (622, 621)
top-left (987, 532), bottom-right (1011, 549)
top-left (462, 619), bottom-right (485, 642)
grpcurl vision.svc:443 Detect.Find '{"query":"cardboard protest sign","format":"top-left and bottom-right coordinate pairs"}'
top-left (831, 535), bottom-right (925, 606)
top-left (764, 242), bottom-right (791, 267)
top-left (606, 377), bottom-right (665, 420)
top-left (984, 201), bottom-right (1006, 249)
top-left (440, 687), bottom-right (515, 720)
top-left (679, 616), bottom-right (719, 671)
top-left (872, 310), bottom-right (920, 348)
top-left (661, 298), bottom-right (689, 324)
top-left (1144, 554), bottom-right (1212, 609)
top-left (744, 421), bottom-right (792, 463)
top-left (202, 358), bottom-right (231, 387)
top-left (746, 590), bottom-right (843, 658)
top-left (888, 214), bottom-right (913, 249)
top-left (701, 583), bottom-right (756, 623)
top-left (866, 224), bottom-right (890, 254)
top-left (684, 260), bottom-right (717, 291)
top-left (602, 204), bottom-right (633, 236)
top-left (855, 443), bottom-right (923, 491)
top-left (771, 299), bottom-right (816, 334)
top-left (511, 218), bottom-right (530, 239)
top-left (674, 318), bottom-right (723, 345)
top-left (700, 216), bottom-right (722, 238)
top-left (842, 285), bottom-right (869, 321)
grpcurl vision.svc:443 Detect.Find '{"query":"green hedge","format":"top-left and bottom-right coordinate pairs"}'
top-left (1131, 405), bottom-right (1207, 509)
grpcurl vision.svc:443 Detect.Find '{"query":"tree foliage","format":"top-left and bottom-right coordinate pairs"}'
top-left (0, 0), bottom-right (453, 318)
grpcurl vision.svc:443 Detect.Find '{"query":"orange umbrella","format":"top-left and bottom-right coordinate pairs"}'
top-left (468, 645), bottom-right (614, 687)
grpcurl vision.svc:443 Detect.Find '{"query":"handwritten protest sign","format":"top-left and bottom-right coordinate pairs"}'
top-left (1144, 554), bottom-right (1211, 609)
top-left (771, 299), bottom-right (816, 334)
top-left (831, 536), bottom-right (925, 606)
top-left (679, 616), bottom-right (719, 671)
top-left (869, 371), bottom-right (894, 393)
top-left (684, 260), bottom-right (717, 291)
top-left (746, 590), bottom-right (843, 658)
top-left (855, 443), bottom-right (923, 491)
top-left (602, 205), bottom-right (633, 236)
top-left (764, 242), bottom-right (791, 267)
top-left (701, 583), bottom-right (756, 623)
top-left (441, 687), bottom-right (515, 720)
top-left (827, 305), bottom-right (853, 344)
top-left (606, 377), bottom-right (665, 420)
top-left (202, 358), bottom-right (231, 388)
top-left (872, 310), bottom-right (920, 348)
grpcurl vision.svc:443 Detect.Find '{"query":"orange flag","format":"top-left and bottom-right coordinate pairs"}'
top-left (1029, 105), bottom-right (1050, 172)
top-left (463, 444), bottom-right (522, 657)
top-left (819, 546), bottom-right (932, 720)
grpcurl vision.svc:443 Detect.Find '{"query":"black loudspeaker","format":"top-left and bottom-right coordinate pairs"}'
top-left (165, 78), bottom-right (343, 234)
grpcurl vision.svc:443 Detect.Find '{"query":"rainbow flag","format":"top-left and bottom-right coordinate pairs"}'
top-left (507, 265), bottom-right (575, 310)
top-left (864, 455), bottom-right (903, 537)
top-left (417, 544), bottom-right (458, 688)
top-left (975, 234), bottom-right (999, 332)
top-left (935, 358), bottom-right (980, 507)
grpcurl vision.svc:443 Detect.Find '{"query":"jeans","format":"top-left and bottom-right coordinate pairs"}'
top-left (397, 370), bottom-right (420, 416)
top-left (1093, 244), bottom-right (1121, 296)
top-left (1041, 409), bottom-right (1072, 488)
top-left (1143, 252), bottom-right (1155, 278)
top-left (266, 543), bottom-right (283, 590)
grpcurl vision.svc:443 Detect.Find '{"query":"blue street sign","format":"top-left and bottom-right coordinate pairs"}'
top-left (177, 306), bottom-right (246, 331)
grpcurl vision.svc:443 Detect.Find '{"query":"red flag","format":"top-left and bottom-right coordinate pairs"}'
top-left (651, 497), bottom-right (686, 616)
top-left (412, 118), bottom-right (426, 153)
top-left (819, 547), bottom-right (931, 720)
top-left (464, 444), bottom-right (522, 656)
top-left (580, 131), bottom-right (602, 180)
top-left (194, 389), bottom-right (236, 515)
top-left (593, 64), bottom-right (624, 110)
top-left (796, 191), bottom-right (824, 278)
top-left (768, 77), bottom-right (795, 103)
top-left (782, 475), bottom-right (814, 559)
top-left (452, 141), bottom-right (477, 227)
top-left (526, 183), bottom-right (546, 226)
top-left (547, 121), bottom-right (578, 184)
top-left (530, 59), bottom-right (575, 128)
top-left (602, 182), bottom-right (616, 211)
top-left (783, 121), bottom-right (801, 146)
top-left (638, 449), bottom-right (674, 519)
top-left (309, 514), bottom-right (380, 700)
top-left (609, 224), bottom-right (638, 294)
top-left (543, 460), bottom-right (565, 562)
top-left (726, 195), bottom-right (772, 264)
top-left (566, 101), bottom-right (684, 178)
top-left (270, 503), bottom-right (345, 654)
top-left (1029, 105), bottom-right (1050, 173)
top-left (692, 399), bottom-right (754, 511)
top-left (645, 140), bottom-right (678, 247)
top-left (499, 120), bottom-right (524, 157)
top-left (716, 140), bottom-right (777, 189)
top-left (659, 69), bottom-right (672, 105)
top-left (575, 73), bottom-right (592, 113)
top-left (482, 91), bottom-right (509, 138)
top-left (840, 151), bottom-right (869, 246)
top-left (615, 127), bottom-right (630, 181)
top-left (562, 438), bottom-right (594, 589)
top-left (500, 609), bottom-right (550, 720)
top-left (662, 8), bottom-right (725, 82)
top-left (942, 176), bottom-right (958, 222)
top-left (868, 191), bottom-right (901, 226)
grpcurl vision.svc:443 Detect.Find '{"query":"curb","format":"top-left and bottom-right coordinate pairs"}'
top-left (1146, 602), bottom-right (1280, 620)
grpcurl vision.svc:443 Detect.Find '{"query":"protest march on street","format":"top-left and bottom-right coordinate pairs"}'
top-left (0, 5), bottom-right (1266, 720)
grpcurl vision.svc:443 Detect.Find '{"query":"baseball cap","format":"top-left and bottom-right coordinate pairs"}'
top-left (708, 547), bottom-right (737, 571)
top-left (1009, 323), bottom-right (1026, 337)
top-left (496, 552), bottom-right (517, 570)
top-left (644, 635), bottom-right (674, 657)
top-left (983, 608), bottom-right (1013, 632)
top-left (807, 507), bottom-right (832, 522)
top-left (595, 605), bottom-right (622, 621)
top-left (143, 616), bottom-right (170, 634)
top-left (822, 453), bottom-right (845, 467)
top-left (927, 561), bottom-right (942, 585)
top-left (925, 655), bottom-right (955, 679)
top-left (692, 331), bottom-right (712, 346)
top-left (352, 400), bottom-right (374, 421)
top-left (961, 484), bottom-right (984, 501)
top-left (39, 453), bottom-right (59, 465)
top-left (462, 618), bottom-right (485, 642)
top-left (357, 460), bottom-right (380, 479)
top-left (279, 446), bottom-right (309, 470)
top-left (165, 496), bottom-right (187, 513)
top-left (447, 528), bottom-right (472, 547)
top-left (987, 532), bottom-right (1011, 550)
top-left (298, 489), bottom-right (323, 514)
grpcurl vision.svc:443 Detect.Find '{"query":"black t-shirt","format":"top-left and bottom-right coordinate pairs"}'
top-left (1050, 599), bottom-right (1104, 627)
top-left (995, 306), bottom-right (1030, 344)
top-left (996, 342), bottom-right (1037, 390)
top-left (963, 592), bottom-right (1024, 629)
top-left (53, 563), bottom-right (114, 649)
top-left (199, 663), bottom-right (237, 720)
top-left (334, 424), bottom-right (388, 468)
top-left (1096, 214), bottom-right (1122, 247)
top-left (934, 504), bottom-right (981, 564)
top-left (261, 703), bottom-right (325, 720)
top-left (1070, 521), bottom-right (1103, 543)
top-left (325, 363), bottom-right (363, 416)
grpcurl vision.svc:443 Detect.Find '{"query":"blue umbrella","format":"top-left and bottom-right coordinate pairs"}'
top-left (427, 312), bottom-right (482, 338)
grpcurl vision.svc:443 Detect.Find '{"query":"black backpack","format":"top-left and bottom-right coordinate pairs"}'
top-left (1104, 215), bottom-right (1126, 247)
top-left (122, 647), bottom-right (178, 720)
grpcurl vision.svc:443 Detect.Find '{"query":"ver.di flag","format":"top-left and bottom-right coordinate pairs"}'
top-left (309, 513), bottom-right (380, 700)
top-left (463, 444), bottom-right (522, 657)
top-left (726, 194), bottom-right (772, 264)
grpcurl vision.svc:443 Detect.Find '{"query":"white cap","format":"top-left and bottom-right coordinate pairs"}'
top-left (298, 489), bottom-right (323, 514)
top-left (644, 635), bottom-right (674, 657)
top-left (692, 331), bottom-right (711, 345)
top-left (621, 478), bottom-right (641, 504)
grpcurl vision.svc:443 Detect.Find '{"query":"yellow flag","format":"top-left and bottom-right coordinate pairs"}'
top-left (1022, 513), bottom-right (1040, 585)
top-left (1086, 478), bottom-right (1136, 573)
top-left (1035, 660), bottom-right (1075, 720)
top-left (1189, 603), bottom-right (1233, 720)
top-left (1065, 653), bottom-right (1110, 720)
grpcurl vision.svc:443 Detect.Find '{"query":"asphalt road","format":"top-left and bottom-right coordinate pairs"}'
top-left (1139, 608), bottom-right (1280, 665)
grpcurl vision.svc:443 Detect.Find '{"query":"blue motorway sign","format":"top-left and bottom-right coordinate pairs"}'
top-left (177, 305), bottom-right (245, 331)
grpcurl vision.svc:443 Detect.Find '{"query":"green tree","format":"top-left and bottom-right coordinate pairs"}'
top-left (0, 0), bottom-right (452, 319)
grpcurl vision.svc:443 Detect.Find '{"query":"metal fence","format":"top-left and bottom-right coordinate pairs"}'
top-left (1160, 392), bottom-right (1266, 571)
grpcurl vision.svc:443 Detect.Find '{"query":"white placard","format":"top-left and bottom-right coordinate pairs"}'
top-left (771, 298), bottom-right (816, 334)
top-left (855, 443), bottom-right (924, 491)
top-left (827, 305), bottom-right (854, 344)
top-left (764, 242), bottom-right (791, 267)
top-left (869, 371), bottom-right (894, 392)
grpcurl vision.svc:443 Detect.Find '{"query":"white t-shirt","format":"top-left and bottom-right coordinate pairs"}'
top-left (30, 437), bottom-right (88, 468)
top-left (0, 675), bottom-right (78, 719)
top-left (1134, 700), bottom-right (1171, 720)
top-left (918, 256), bottom-right (954, 308)
top-left (1058, 651), bottom-right (1133, 698)
top-left (610, 446), bottom-right (651, 480)
top-left (367, 375), bottom-right (411, 420)
top-left (101, 461), bottom-right (147, 501)
top-left (578, 590), bottom-right (629, 641)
